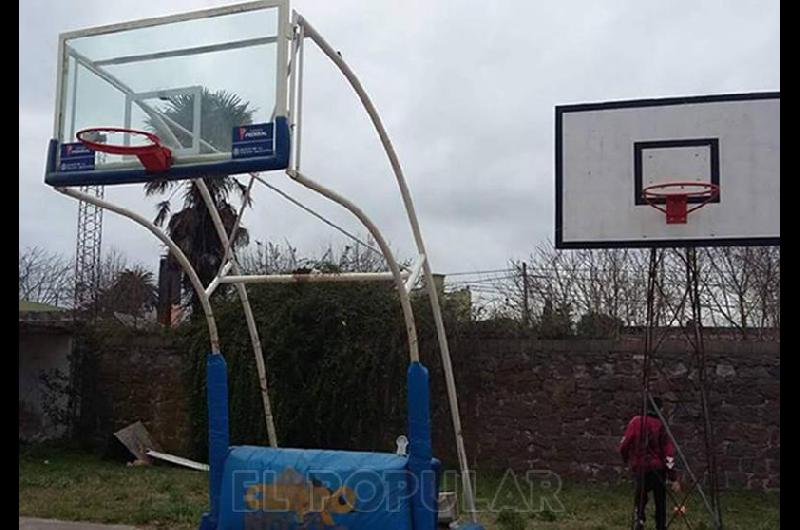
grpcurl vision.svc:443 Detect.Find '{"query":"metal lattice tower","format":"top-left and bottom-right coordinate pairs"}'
top-left (634, 248), bottom-right (724, 530)
top-left (73, 185), bottom-right (104, 316)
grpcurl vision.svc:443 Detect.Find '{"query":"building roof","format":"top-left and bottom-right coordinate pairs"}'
top-left (19, 300), bottom-right (74, 330)
top-left (19, 300), bottom-right (65, 312)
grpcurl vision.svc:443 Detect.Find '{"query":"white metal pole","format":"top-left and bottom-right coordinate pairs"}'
top-left (295, 21), bottom-right (305, 171)
top-left (297, 16), bottom-right (478, 519)
top-left (194, 179), bottom-right (279, 448)
top-left (288, 13), bottom-right (299, 170)
top-left (92, 37), bottom-right (278, 67)
top-left (59, 1), bottom-right (290, 41)
top-left (214, 176), bottom-right (255, 277)
top-left (218, 271), bottom-right (408, 284)
top-left (53, 36), bottom-right (67, 137)
top-left (57, 187), bottom-right (221, 354)
top-left (274, 0), bottom-right (290, 120)
top-left (68, 60), bottom-right (78, 140)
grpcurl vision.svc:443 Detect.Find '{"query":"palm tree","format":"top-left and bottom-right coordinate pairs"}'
top-left (144, 90), bottom-right (255, 311)
top-left (96, 266), bottom-right (157, 323)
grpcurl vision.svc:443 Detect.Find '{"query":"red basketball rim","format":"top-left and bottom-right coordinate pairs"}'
top-left (76, 127), bottom-right (163, 156)
top-left (76, 127), bottom-right (172, 173)
top-left (642, 181), bottom-right (719, 215)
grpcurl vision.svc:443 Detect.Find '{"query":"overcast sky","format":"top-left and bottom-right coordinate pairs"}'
top-left (19, 0), bottom-right (779, 277)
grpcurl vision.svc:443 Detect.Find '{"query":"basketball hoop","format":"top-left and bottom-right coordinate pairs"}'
top-left (642, 182), bottom-right (719, 224)
top-left (77, 127), bottom-right (172, 172)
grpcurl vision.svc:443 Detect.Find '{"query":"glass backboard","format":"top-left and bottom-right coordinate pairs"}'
top-left (45, 0), bottom-right (290, 187)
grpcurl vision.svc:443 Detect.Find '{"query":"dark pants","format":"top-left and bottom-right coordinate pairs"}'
top-left (633, 469), bottom-right (666, 530)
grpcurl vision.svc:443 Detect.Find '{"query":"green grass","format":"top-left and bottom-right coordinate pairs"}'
top-left (457, 471), bottom-right (780, 530)
top-left (20, 447), bottom-right (779, 530)
top-left (19, 446), bottom-right (206, 530)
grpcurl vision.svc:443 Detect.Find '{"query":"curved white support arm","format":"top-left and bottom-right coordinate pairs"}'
top-left (214, 176), bottom-right (255, 279)
top-left (286, 169), bottom-right (420, 363)
top-left (194, 178), bottom-right (279, 448)
top-left (57, 186), bottom-right (221, 354)
top-left (404, 254), bottom-right (426, 294)
top-left (297, 16), bottom-right (477, 518)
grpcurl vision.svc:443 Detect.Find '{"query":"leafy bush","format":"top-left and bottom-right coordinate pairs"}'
top-left (536, 299), bottom-right (573, 339)
top-left (183, 282), bottom-right (453, 458)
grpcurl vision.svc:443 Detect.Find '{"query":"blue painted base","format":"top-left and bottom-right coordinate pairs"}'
top-left (200, 357), bottom-right (443, 530)
top-left (44, 117), bottom-right (290, 187)
top-left (197, 512), bottom-right (214, 530)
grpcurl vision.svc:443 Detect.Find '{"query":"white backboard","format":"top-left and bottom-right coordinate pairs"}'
top-left (555, 92), bottom-right (780, 248)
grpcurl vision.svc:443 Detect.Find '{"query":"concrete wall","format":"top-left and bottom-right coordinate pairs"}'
top-left (19, 328), bottom-right (73, 441)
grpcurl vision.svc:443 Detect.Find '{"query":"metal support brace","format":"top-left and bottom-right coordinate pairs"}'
top-left (194, 179), bottom-right (279, 448)
top-left (404, 254), bottom-right (426, 293)
top-left (206, 261), bottom-right (234, 297)
top-left (219, 270), bottom-right (409, 284)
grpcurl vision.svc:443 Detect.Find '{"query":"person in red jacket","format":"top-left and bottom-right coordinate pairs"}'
top-left (619, 397), bottom-right (680, 530)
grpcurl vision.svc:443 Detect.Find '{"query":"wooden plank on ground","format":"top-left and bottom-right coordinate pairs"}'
top-left (113, 421), bottom-right (161, 464)
top-left (146, 450), bottom-right (209, 471)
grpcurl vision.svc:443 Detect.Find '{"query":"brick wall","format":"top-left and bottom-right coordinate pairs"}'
top-left (78, 326), bottom-right (779, 490)
top-left (427, 334), bottom-right (779, 491)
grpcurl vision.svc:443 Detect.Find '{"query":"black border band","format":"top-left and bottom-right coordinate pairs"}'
top-left (633, 138), bottom-right (720, 206)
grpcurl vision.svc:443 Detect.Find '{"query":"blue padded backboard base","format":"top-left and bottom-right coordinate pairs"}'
top-left (44, 116), bottom-right (290, 187)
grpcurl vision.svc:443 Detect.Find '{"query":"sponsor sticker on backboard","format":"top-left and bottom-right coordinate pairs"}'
top-left (231, 123), bottom-right (274, 159)
top-left (59, 142), bottom-right (95, 172)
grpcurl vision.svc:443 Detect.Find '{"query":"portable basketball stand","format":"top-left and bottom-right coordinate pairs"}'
top-left (44, 3), bottom-right (484, 529)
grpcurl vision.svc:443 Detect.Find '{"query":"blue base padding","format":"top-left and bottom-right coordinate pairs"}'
top-left (217, 446), bottom-right (416, 530)
top-left (207, 353), bottom-right (230, 528)
top-left (197, 513), bottom-right (214, 530)
top-left (408, 362), bottom-right (436, 530)
top-left (457, 524), bottom-right (487, 530)
top-left (44, 116), bottom-right (290, 187)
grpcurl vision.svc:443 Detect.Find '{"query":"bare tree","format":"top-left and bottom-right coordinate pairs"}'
top-left (97, 247), bottom-right (131, 292)
top-left (19, 247), bottom-right (74, 308)
top-left (488, 242), bottom-right (779, 338)
top-left (699, 246), bottom-right (780, 339)
top-left (750, 246), bottom-right (780, 335)
top-left (239, 240), bottom-right (301, 274)
top-left (332, 241), bottom-right (390, 273)
top-left (239, 237), bottom-right (390, 275)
